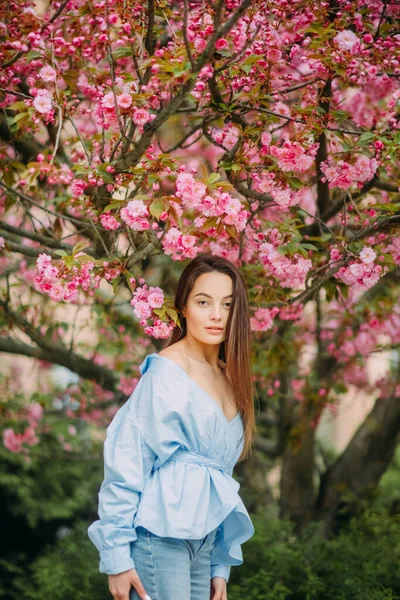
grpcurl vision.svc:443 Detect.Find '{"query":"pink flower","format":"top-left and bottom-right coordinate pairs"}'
top-left (120, 200), bottom-right (150, 231)
top-left (176, 172), bottom-right (207, 208)
top-left (39, 65), bottom-right (57, 82)
top-left (266, 49), bottom-right (282, 62)
top-left (117, 93), bottom-right (132, 109)
top-left (71, 179), bottom-right (88, 196)
top-left (26, 402), bottom-right (43, 425)
top-left (21, 426), bottom-right (39, 446)
top-left (359, 247), bottom-right (376, 264)
top-left (36, 253), bottom-right (52, 271)
top-left (147, 287), bottom-right (164, 308)
top-left (100, 212), bottom-right (120, 230)
top-left (144, 319), bottom-right (175, 340)
top-left (216, 38), bottom-right (229, 50)
top-left (101, 91), bottom-right (115, 109)
top-left (3, 428), bottom-right (23, 453)
top-left (118, 376), bottom-right (139, 395)
top-left (320, 155), bottom-right (378, 190)
top-left (335, 260), bottom-right (384, 291)
top-left (162, 227), bottom-right (200, 261)
top-left (0, 236), bottom-right (4, 248)
top-left (261, 131), bottom-right (272, 147)
top-left (270, 141), bottom-right (317, 173)
top-left (133, 108), bottom-right (155, 132)
top-left (259, 241), bottom-right (312, 289)
top-left (334, 30), bottom-right (359, 52)
top-left (132, 300), bottom-right (152, 320)
top-left (353, 155), bottom-right (379, 183)
top-left (33, 90), bottom-right (53, 114)
top-left (250, 307), bottom-right (279, 331)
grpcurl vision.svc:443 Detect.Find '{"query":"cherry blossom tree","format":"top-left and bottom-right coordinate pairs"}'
top-left (1, 0), bottom-right (400, 529)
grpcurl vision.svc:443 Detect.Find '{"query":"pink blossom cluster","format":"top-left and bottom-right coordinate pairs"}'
top-left (211, 124), bottom-right (240, 150)
top-left (279, 303), bottom-right (304, 321)
top-left (269, 141), bottom-right (319, 173)
top-left (130, 283), bottom-right (176, 339)
top-left (334, 247), bottom-right (385, 291)
top-left (99, 84), bottom-right (155, 133)
top-left (3, 402), bottom-right (43, 454)
top-left (259, 242), bottom-right (312, 289)
top-left (334, 29), bottom-right (361, 54)
top-left (161, 227), bottom-right (200, 261)
top-left (383, 236), bottom-right (400, 266)
top-left (175, 173), bottom-right (248, 232)
top-left (35, 253), bottom-right (101, 302)
top-left (130, 283), bottom-right (164, 320)
top-left (100, 211), bottom-right (120, 230)
top-left (118, 375), bottom-right (139, 395)
top-left (321, 155), bottom-right (379, 189)
top-left (250, 307), bottom-right (280, 331)
top-left (32, 88), bottom-right (54, 114)
top-left (253, 173), bottom-right (311, 209)
top-left (120, 200), bottom-right (150, 231)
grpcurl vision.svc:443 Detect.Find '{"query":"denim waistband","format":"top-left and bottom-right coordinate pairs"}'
top-left (164, 448), bottom-right (229, 475)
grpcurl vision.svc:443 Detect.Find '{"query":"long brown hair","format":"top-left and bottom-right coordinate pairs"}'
top-left (166, 252), bottom-right (256, 461)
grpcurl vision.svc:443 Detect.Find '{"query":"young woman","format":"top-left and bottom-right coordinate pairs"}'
top-left (88, 253), bottom-right (256, 600)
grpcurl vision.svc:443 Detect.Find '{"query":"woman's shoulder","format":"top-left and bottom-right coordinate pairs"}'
top-left (157, 346), bottom-right (190, 375)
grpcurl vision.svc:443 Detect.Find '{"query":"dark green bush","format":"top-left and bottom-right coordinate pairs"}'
top-left (228, 506), bottom-right (400, 600)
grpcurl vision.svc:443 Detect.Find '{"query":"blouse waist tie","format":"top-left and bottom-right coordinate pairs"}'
top-left (161, 448), bottom-right (229, 475)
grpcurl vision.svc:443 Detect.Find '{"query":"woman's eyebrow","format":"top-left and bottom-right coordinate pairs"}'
top-left (193, 293), bottom-right (233, 299)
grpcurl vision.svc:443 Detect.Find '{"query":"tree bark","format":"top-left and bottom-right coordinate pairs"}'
top-left (316, 392), bottom-right (400, 531)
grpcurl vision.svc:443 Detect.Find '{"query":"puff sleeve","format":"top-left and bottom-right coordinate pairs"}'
top-left (87, 365), bottom-right (182, 575)
top-left (211, 525), bottom-right (232, 583)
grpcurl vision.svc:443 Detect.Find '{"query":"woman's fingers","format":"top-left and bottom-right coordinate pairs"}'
top-left (109, 569), bottom-right (152, 600)
top-left (210, 577), bottom-right (227, 600)
top-left (130, 569), bottom-right (152, 600)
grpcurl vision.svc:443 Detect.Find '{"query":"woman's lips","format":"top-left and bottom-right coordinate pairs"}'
top-left (205, 327), bottom-right (223, 334)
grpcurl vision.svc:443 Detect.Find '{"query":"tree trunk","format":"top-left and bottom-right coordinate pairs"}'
top-left (280, 424), bottom-right (316, 528)
top-left (316, 393), bottom-right (400, 531)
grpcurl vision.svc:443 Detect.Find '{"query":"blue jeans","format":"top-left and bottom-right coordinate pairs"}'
top-left (129, 525), bottom-right (218, 600)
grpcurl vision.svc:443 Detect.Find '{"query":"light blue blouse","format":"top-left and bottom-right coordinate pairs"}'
top-left (87, 352), bottom-right (255, 583)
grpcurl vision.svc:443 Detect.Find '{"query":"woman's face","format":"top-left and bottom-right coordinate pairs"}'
top-left (182, 271), bottom-right (233, 345)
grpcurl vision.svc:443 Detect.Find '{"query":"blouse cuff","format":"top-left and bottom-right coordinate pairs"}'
top-left (211, 564), bottom-right (231, 583)
top-left (99, 545), bottom-right (136, 575)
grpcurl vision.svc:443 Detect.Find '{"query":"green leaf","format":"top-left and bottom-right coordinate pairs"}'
top-left (74, 253), bottom-right (94, 264)
top-left (301, 243), bottom-right (319, 252)
top-left (358, 132), bottom-right (375, 144)
top-left (149, 199), bottom-right (164, 219)
top-left (289, 177), bottom-right (304, 190)
top-left (103, 202), bottom-right (124, 211)
top-left (53, 249), bottom-right (67, 258)
top-left (112, 46), bottom-right (133, 59)
top-left (165, 307), bottom-right (179, 322)
top-left (112, 275), bottom-right (121, 295)
top-left (72, 240), bottom-right (91, 255)
top-left (26, 51), bottom-right (43, 61)
top-left (207, 173), bottom-right (221, 185)
top-left (225, 225), bottom-right (238, 240)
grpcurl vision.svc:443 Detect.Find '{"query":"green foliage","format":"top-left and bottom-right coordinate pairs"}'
top-left (228, 507), bottom-right (400, 600)
top-left (13, 522), bottom-right (108, 600)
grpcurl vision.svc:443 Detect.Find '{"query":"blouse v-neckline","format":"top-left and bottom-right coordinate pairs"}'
top-left (152, 353), bottom-right (240, 425)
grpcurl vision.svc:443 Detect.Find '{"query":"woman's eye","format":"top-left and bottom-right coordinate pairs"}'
top-left (198, 300), bottom-right (208, 305)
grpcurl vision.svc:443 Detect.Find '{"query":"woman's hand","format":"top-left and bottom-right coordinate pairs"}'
top-left (108, 569), bottom-right (152, 600)
top-left (210, 576), bottom-right (227, 600)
